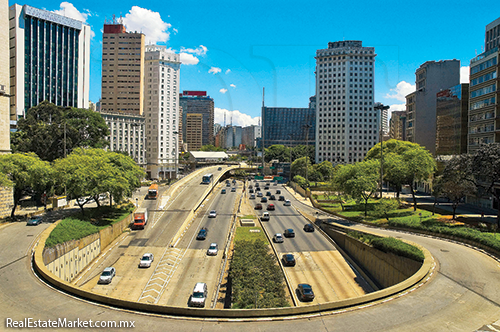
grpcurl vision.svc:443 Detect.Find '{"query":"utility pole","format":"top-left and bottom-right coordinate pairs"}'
top-left (261, 87), bottom-right (265, 176)
top-left (303, 124), bottom-right (312, 186)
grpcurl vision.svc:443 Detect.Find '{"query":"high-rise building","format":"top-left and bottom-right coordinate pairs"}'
top-left (435, 84), bottom-right (469, 157)
top-left (405, 60), bottom-right (460, 155)
top-left (185, 113), bottom-right (203, 151)
top-left (9, 4), bottom-right (91, 121)
top-left (99, 22), bottom-right (145, 164)
top-left (0, 0), bottom-right (14, 219)
top-left (262, 96), bottom-right (316, 148)
top-left (389, 110), bottom-right (407, 141)
top-left (315, 41), bottom-right (378, 164)
top-left (381, 107), bottom-right (389, 134)
top-left (179, 91), bottom-right (214, 146)
top-left (218, 125), bottom-right (243, 149)
top-left (468, 27), bottom-right (499, 153)
top-left (485, 17), bottom-right (500, 52)
top-left (241, 125), bottom-right (261, 148)
top-left (143, 45), bottom-right (180, 179)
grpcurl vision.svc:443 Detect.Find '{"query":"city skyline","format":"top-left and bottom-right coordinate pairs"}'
top-left (18, 0), bottom-right (500, 126)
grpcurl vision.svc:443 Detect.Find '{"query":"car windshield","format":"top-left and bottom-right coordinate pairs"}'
top-left (286, 255), bottom-right (293, 260)
top-left (209, 245), bottom-right (216, 249)
top-left (193, 292), bottom-right (204, 298)
top-left (101, 271), bottom-right (111, 276)
top-left (142, 256), bottom-right (151, 261)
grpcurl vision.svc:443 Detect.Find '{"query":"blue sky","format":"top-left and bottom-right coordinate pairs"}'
top-left (24, 0), bottom-right (500, 126)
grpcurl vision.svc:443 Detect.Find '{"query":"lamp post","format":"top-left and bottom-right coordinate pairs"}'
top-left (374, 102), bottom-right (390, 199)
top-left (302, 124), bottom-right (312, 186)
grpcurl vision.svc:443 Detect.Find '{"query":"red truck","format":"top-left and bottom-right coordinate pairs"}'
top-left (133, 208), bottom-right (148, 229)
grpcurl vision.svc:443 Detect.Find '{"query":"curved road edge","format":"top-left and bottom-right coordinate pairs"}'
top-left (32, 207), bottom-right (435, 320)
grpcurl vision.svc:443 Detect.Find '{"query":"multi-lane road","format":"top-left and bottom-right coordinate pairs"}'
top-left (2, 167), bottom-right (500, 331)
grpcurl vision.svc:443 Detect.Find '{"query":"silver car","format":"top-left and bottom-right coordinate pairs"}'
top-left (273, 233), bottom-right (284, 243)
top-left (207, 243), bottom-right (218, 256)
top-left (139, 253), bottom-right (154, 268)
top-left (98, 267), bottom-right (116, 284)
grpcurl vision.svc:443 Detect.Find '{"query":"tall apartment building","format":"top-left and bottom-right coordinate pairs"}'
top-left (143, 45), bottom-right (180, 179)
top-left (179, 91), bottom-right (214, 146)
top-left (405, 60), bottom-right (460, 155)
top-left (468, 32), bottom-right (499, 152)
top-left (381, 107), bottom-right (389, 134)
top-left (185, 113), bottom-right (203, 151)
top-left (1, 0), bottom-right (14, 219)
top-left (100, 22), bottom-right (145, 164)
top-left (262, 96), bottom-right (316, 148)
top-left (315, 41), bottom-right (378, 164)
top-left (218, 125), bottom-right (243, 149)
top-left (485, 17), bottom-right (500, 52)
top-left (9, 4), bottom-right (91, 122)
top-left (435, 84), bottom-right (469, 157)
top-left (241, 125), bottom-right (261, 148)
top-left (389, 110), bottom-right (407, 141)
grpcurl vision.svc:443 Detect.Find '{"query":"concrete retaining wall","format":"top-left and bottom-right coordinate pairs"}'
top-left (42, 213), bottom-right (132, 282)
top-left (321, 223), bottom-right (422, 288)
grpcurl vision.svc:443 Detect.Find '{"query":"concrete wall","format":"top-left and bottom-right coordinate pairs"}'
top-left (0, 187), bottom-right (13, 218)
top-left (42, 213), bottom-right (132, 282)
top-left (321, 223), bottom-right (422, 288)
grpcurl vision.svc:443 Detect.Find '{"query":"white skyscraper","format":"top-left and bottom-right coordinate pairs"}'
top-left (144, 45), bottom-right (181, 179)
top-left (315, 40), bottom-right (379, 164)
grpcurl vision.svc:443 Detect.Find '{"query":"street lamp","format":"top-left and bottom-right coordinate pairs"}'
top-left (374, 102), bottom-right (390, 199)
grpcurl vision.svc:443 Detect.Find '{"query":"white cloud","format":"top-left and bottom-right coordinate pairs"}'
top-left (230, 84), bottom-right (236, 88)
top-left (123, 6), bottom-right (171, 44)
top-left (219, 88), bottom-right (228, 94)
top-left (461, 66), bottom-right (470, 84)
top-left (214, 108), bottom-right (261, 127)
top-left (209, 67), bottom-right (222, 74)
top-left (52, 2), bottom-right (95, 38)
top-left (225, 69), bottom-right (231, 74)
top-left (181, 45), bottom-right (207, 56)
top-left (180, 53), bottom-right (199, 65)
top-left (384, 81), bottom-right (416, 102)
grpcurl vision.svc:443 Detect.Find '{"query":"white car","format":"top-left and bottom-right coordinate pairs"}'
top-left (139, 253), bottom-right (154, 268)
top-left (284, 199), bottom-right (292, 206)
top-left (207, 243), bottom-right (218, 256)
top-left (273, 233), bottom-right (284, 243)
top-left (250, 194), bottom-right (256, 199)
top-left (98, 267), bottom-right (116, 284)
top-left (208, 210), bottom-right (217, 218)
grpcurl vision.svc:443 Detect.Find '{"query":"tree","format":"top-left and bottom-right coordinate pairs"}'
top-left (0, 153), bottom-right (53, 217)
top-left (468, 144), bottom-right (500, 227)
top-left (334, 160), bottom-right (379, 216)
top-left (264, 145), bottom-right (289, 162)
top-left (291, 145), bottom-right (315, 164)
top-left (200, 144), bottom-right (225, 152)
top-left (366, 140), bottom-right (436, 210)
top-left (292, 175), bottom-right (309, 189)
top-left (11, 101), bottom-right (109, 161)
top-left (291, 156), bottom-right (313, 179)
top-left (54, 148), bottom-right (145, 213)
top-left (314, 160), bottom-right (334, 181)
top-left (373, 198), bottom-right (400, 221)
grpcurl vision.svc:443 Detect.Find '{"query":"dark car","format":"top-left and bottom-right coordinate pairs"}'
top-left (26, 216), bottom-right (42, 226)
top-left (231, 187), bottom-right (236, 192)
top-left (278, 195), bottom-right (285, 201)
top-left (303, 224), bottom-right (315, 232)
top-left (226, 182), bottom-right (231, 187)
top-left (221, 189), bottom-right (226, 194)
top-left (249, 185), bottom-right (253, 189)
top-left (297, 284), bottom-right (315, 301)
top-left (282, 254), bottom-right (296, 267)
top-left (264, 186), bottom-right (270, 190)
top-left (284, 228), bottom-right (295, 238)
top-left (197, 227), bottom-right (208, 240)
top-left (254, 203), bottom-right (263, 210)
top-left (255, 183), bottom-right (260, 187)
top-left (255, 187), bottom-right (261, 192)
top-left (249, 189), bottom-right (254, 193)
top-left (266, 191), bottom-right (272, 196)
top-left (267, 204), bottom-right (275, 211)
top-left (269, 195), bottom-right (276, 200)
top-left (218, 167), bottom-right (222, 171)
top-left (261, 197), bottom-right (268, 203)
top-left (276, 190), bottom-right (281, 194)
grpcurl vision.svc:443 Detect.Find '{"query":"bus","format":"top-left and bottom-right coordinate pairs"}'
top-left (201, 173), bottom-right (213, 184)
top-left (148, 183), bottom-right (159, 199)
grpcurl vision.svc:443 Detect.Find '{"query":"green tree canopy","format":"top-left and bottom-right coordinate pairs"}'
top-left (366, 139), bottom-right (436, 210)
top-left (334, 160), bottom-right (379, 216)
top-left (11, 101), bottom-right (110, 161)
top-left (54, 148), bottom-right (145, 213)
top-left (0, 153), bottom-right (53, 217)
top-left (291, 156), bottom-right (313, 179)
top-left (264, 145), bottom-right (289, 162)
top-left (314, 160), bottom-right (334, 181)
top-left (200, 144), bottom-right (225, 152)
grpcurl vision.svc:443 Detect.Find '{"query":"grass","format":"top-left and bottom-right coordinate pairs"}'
top-left (234, 226), bottom-right (268, 244)
top-left (45, 203), bottom-right (134, 247)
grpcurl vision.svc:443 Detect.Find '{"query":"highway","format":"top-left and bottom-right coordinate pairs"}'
top-left (2, 170), bottom-right (500, 331)
top-left (249, 180), bottom-right (373, 305)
